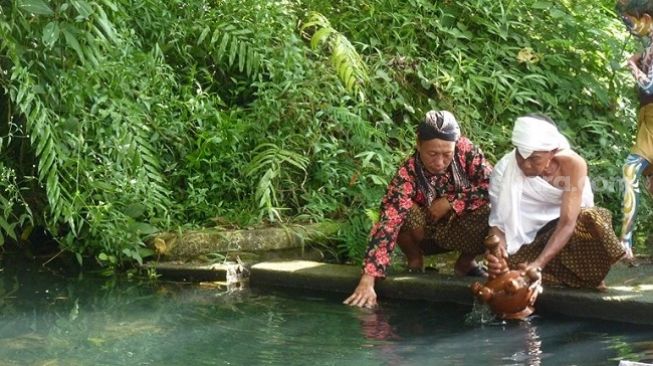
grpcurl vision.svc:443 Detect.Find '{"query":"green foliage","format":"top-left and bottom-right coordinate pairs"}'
top-left (0, 0), bottom-right (172, 264)
top-left (301, 12), bottom-right (369, 99)
top-left (246, 142), bottom-right (310, 222)
top-left (0, 164), bottom-right (32, 246)
top-left (0, 0), bottom-right (644, 266)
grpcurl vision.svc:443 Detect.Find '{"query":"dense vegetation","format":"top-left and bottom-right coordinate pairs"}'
top-left (0, 0), bottom-right (645, 267)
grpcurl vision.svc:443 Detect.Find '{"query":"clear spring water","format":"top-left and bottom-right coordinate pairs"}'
top-left (1, 257), bottom-right (652, 366)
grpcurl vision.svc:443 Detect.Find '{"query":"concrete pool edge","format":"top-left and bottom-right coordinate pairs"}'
top-left (144, 260), bottom-right (653, 325)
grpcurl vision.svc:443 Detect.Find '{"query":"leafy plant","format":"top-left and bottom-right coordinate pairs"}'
top-left (246, 142), bottom-right (310, 222)
top-left (301, 12), bottom-right (369, 99)
top-left (0, 0), bottom-right (643, 267)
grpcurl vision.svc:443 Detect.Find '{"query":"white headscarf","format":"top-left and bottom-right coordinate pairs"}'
top-left (511, 116), bottom-right (570, 158)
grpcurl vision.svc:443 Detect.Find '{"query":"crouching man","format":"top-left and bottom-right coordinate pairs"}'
top-left (487, 114), bottom-right (625, 290)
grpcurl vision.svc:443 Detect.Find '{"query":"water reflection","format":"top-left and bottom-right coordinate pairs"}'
top-left (357, 308), bottom-right (399, 341)
top-left (355, 307), bottom-right (403, 366)
top-left (351, 303), bottom-right (550, 366)
top-left (633, 340), bottom-right (653, 363)
top-left (500, 320), bottom-right (543, 366)
top-left (1, 255), bottom-right (653, 365)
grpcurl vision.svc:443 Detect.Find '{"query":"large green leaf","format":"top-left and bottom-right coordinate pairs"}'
top-left (62, 26), bottom-right (85, 61)
top-left (17, 0), bottom-right (54, 16)
top-left (0, 218), bottom-right (16, 241)
top-left (42, 21), bottom-right (60, 47)
top-left (70, 0), bottom-right (93, 19)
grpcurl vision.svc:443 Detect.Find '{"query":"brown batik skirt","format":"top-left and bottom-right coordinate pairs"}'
top-left (400, 204), bottom-right (490, 256)
top-left (507, 207), bottom-right (625, 288)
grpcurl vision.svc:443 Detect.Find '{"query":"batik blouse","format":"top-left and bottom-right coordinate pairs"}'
top-left (630, 39), bottom-right (653, 95)
top-left (362, 137), bottom-right (492, 278)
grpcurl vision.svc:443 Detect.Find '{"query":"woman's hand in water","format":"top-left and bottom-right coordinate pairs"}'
top-left (344, 274), bottom-right (377, 309)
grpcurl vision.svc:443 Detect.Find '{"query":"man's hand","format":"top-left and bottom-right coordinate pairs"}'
top-left (344, 274), bottom-right (377, 308)
top-left (428, 198), bottom-right (451, 222)
top-left (485, 241), bottom-right (509, 279)
top-left (628, 53), bottom-right (642, 66)
top-left (523, 259), bottom-right (544, 275)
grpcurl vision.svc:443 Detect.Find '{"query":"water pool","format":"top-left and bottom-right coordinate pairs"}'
top-left (0, 258), bottom-right (651, 365)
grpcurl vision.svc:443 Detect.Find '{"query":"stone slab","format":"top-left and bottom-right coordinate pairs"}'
top-left (249, 260), bottom-right (653, 325)
top-left (145, 259), bottom-right (653, 325)
top-left (143, 262), bottom-right (228, 282)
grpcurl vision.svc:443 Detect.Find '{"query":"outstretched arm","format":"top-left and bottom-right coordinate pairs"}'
top-left (344, 159), bottom-right (417, 308)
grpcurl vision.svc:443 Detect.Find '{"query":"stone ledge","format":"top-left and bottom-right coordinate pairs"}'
top-left (537, 286), bottom-right (653, 325)
top-left (143, 262), bottom-right (229, 282)
top-left (249, 260), bottom-right (653, 325)
top-left (144, 259), bottom-right (653, 325)
top-left (148, 222), bottom-right (339, 261)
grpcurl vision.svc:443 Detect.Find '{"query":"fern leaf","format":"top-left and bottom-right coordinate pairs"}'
top-left (198, 26), bottom-right (211, 45)
top-left (301, 12), bottom-right (368, 98)
top-left (218, 33), bottom-right (230, 61)
top-left (310, 27), bottom-right (335, 49)
top-left (228, 36), bottom-right (238, 66)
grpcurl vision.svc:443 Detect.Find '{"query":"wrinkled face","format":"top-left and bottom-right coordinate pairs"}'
top-left (622, 13), bottom-right (653, 37)
top-left (515, 150), bottom-right (556, 177)
top-left (417, 138), bottom-right (456, 175)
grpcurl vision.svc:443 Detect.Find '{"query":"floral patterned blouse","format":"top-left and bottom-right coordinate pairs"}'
top-left (362, 137), bottom-right (492, 278)
top-left (630, 39), bottom-right (653, 95)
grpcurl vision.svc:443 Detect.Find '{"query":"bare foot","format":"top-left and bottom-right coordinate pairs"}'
top-left (620, 247), bottom-right (639, 267)
top-left (596, 281), bottom-right (608, 292)
top-left (453, 255), bottom-right (473, 276)
top-left (454, 254), bottom-right (487, 277)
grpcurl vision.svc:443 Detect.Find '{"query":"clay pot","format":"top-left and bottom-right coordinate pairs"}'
top-left (470, 235), bottom-right (542, 320)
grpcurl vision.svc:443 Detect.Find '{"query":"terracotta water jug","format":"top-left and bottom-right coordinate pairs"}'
top-left (470, 235), bottom-right (542, 320)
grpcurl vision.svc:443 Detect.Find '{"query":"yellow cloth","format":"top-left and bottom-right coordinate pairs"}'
top-left (632, 103), bottom-right (653, 162)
